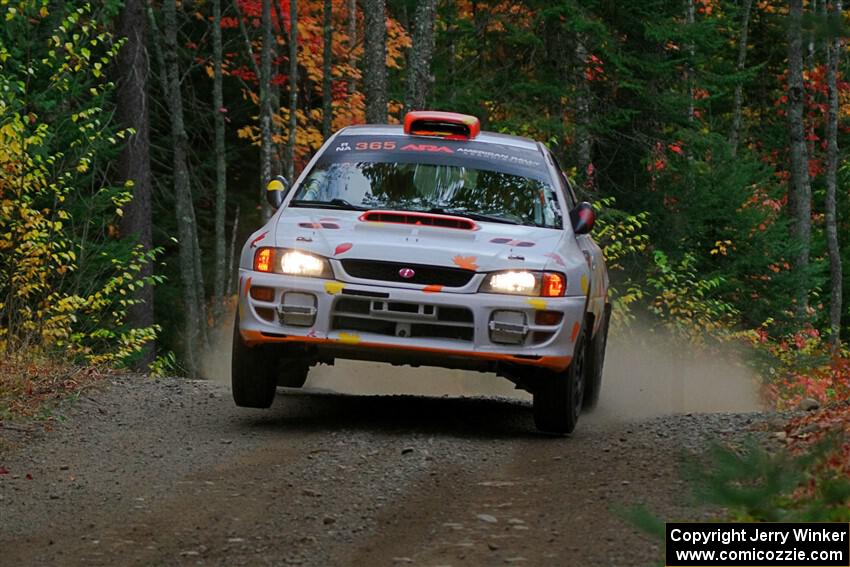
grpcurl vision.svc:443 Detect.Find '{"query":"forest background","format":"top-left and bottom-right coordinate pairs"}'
top-left (2, 0), bottom-right (850, 476)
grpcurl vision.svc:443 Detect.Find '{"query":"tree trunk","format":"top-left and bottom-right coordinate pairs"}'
top-left (272, 0), bottom-right (287, 172)
top-left (404, 0), bottom-right (437, 112)
top-left (686, 0), bottom-right (695, 124)
top-left (348, 0), bottom-right (357, 96)
top-left (363, 0), bottom-right (387, 123)
top-left (729, 0), bottom-right (753, 156)
top-left (212, 0), bottom-right (228, 321)
top-left (287, 0), bottom-right (299, 180)
top-left (116, 0), bottom-right (154, 367)
top-left (322, 0), bottom-right (333, 140)
top-left (225, 204), bottom-right (240, 295)
top-left (788, 0), bottom-right (812, 318)
top-left (825, 0), bottom-right (843, 352)
top-left (574, 34), bottom-right (593, 193)
top-left (260, 0), bottom-right (274, 197)
top-left (157, 0), bottom-right (208, 376)
top-left (808, 0), bottom-right (818, 70)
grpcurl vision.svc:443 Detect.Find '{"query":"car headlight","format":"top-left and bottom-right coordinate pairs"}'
top-left (479, 270), bottom-right (566, 297)
top-left (253, 247), bottom-right (332, 278)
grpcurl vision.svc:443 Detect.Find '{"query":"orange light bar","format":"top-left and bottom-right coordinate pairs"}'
top-left (254, 247), bottom-right (274, 272)
top-left (403, 111), bottom-right (481, 140)
top-left (541, 272), bottom-right (566, 297)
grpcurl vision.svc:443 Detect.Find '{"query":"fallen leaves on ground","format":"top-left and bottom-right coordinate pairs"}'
top-left (0, 359), bottom-right (109, 422)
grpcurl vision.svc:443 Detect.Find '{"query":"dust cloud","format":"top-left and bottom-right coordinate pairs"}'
top-left (589, 327), bottom-right (763, 422)
top-left (201, 319), bottom-right (763, 420)
top-left (200, 321), bottom-right (234, 387)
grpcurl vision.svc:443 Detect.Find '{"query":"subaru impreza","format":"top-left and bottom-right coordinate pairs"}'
top-left (232, 111), bottom-right (609, 434)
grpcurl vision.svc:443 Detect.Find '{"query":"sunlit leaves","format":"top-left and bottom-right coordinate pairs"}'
top-left (0, 1), bottom-right (159, 365)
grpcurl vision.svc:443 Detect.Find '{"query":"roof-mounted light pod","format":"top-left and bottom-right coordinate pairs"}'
top-left (403, 111), bottom-right (481, 140)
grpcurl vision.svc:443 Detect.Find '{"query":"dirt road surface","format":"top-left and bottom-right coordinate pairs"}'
top-left (1, 340), bottom-right (778, 567)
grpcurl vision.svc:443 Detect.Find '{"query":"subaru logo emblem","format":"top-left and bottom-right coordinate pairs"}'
top-left (398, 268), bottom-right (415, 279)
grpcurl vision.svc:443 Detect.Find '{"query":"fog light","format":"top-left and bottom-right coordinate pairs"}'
top-left (534, 310), bottom-right (563, 326)
top-left (279, 292), bottom-right (317, 327)
top-left (255, 307), bottom-right (276, 322)
top-left (250, 286), bottom-right (275, 302)
top-left (489, 310), bottom-right (528, 345)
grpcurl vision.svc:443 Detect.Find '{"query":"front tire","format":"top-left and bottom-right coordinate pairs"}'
top-left (231, 317), bottom-right (279, 408)
top-left (276, 358), bottom-right (309, 388)
top-left (533, 325), bottom-right (587, 435)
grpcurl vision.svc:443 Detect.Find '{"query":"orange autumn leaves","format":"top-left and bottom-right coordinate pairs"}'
top-left (226, 0), bottom-right (410, 169)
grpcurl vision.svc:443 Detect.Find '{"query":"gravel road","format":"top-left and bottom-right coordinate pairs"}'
top-left (0, 350), bottom-right (781, 567)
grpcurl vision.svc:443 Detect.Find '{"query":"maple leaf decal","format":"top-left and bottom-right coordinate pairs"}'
top-left (453, 255), bottom-right (478, 271)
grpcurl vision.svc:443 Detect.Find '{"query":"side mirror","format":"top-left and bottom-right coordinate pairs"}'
top-left (570, 202), bottom-right (595, 235)
top-left (266, 175), bottom-right (289, 209)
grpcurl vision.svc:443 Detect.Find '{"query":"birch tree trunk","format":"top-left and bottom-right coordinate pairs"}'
top-left (363, 0), bottom-right (387, 123)
top-left (729, 0), bottom-right (753, 156)
top-left (686, 0), bottom-right (695, 124)
top-left (322, 0), bottom-right (333, 140)
top-left (159, 0), bottom-right (208, 376)
top-left (348, 0), bottom-right (357, 96)
top-left (212, 0), bottom-right (228, 319)
top-left (287, 0), bottom-right (299, 180)
top-left (404, 0), bottom-right (437, 112)
top-left (574, 34), bottom-right (593, 192)
top-left (825, 0), bottom-right (843, 351)
top-left (788, 0), bottom-right (812, 318)
top-left (260, 0), bottom-right (274, 197)
top-left (272, 0), bottom-right (287, 172)
top-left (808, 0), bottom-right (818, 70)
top-left (116, 0), bottom-right (154, 367)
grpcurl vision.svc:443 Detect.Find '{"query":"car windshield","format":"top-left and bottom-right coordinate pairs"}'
top-left (291, 160), bottom-right (563, 228)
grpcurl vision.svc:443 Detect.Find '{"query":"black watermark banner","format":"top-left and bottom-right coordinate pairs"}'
top-left (666, 523), bottom-right (850, 566)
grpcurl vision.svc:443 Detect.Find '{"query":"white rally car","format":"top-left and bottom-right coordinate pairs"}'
top-left (233, 111), bottom-right (609, 434)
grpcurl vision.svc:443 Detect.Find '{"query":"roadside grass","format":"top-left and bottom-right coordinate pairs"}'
top-left (0, 360), bottom-right (108, 423)
top-left (627, 405), bottom-right (850, 567)
top-left (687, 432), bottom-right (850, 522)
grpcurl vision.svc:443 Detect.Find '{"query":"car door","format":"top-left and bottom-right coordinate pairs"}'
top-left (550, 156), bottom-right (608, 336)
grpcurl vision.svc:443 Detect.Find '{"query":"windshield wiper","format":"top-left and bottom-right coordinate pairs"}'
top-left (289, 198), bottom-right (369, 211)
top-left (427, 207), bottom-right (520, 225)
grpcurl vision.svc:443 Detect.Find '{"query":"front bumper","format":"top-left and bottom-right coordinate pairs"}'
top-left (237, 270), bottom-right (586, 372)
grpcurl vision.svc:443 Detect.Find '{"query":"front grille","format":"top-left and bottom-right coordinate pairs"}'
top-left (340, 259), bottom-right (475, 287)
top-left (332, 297), bottom-right (474, 342)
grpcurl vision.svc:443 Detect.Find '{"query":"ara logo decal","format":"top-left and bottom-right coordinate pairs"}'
top-left (400, 144), bottom-right (453, 153)
top-left (335, 142), bottom-right (351, 152)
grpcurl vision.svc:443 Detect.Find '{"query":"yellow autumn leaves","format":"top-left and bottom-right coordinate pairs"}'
top-left (0, 2), bottom-right (160, 365)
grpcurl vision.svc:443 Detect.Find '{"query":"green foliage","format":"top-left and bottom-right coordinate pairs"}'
top-left (686, 438), bottom-right (850, 522)
top-left (149, 351), bottom-right (180, 378)
top-left (0, 2), bottom-right (159, 365)
top-left (590, 197), bottom-right (650, 328)
top-left (646, 251), bottom-right (739, 343)
top-left (627, 436), bottom-right (850, 567)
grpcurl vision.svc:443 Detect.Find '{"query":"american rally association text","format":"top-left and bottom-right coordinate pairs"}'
top-left (669, 527), bottom-right (849, 547)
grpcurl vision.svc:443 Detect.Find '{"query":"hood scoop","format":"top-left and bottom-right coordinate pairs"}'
top-left (359, 210), bottom-right (478, 231)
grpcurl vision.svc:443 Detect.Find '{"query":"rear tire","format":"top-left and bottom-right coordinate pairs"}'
top-left (583, 304), bottom-right (610, 411)
top-left (533, 326), bottom-right (587, 435)
top-left (231, 317), bottom-right (279, 408)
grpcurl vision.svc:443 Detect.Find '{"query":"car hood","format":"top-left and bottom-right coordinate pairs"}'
top-left (271, 209), bottom-right (568, 272)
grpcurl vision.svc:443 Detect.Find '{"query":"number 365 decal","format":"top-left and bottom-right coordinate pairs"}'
top-left (354, 141), bottom-right (397, 151)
